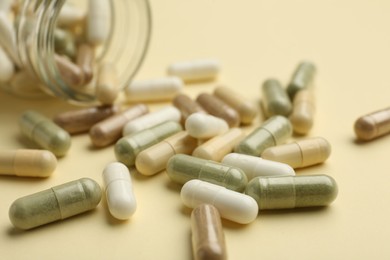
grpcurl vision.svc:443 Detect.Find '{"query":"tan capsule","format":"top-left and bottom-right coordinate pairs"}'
top-left (76, 43), bottom-right (95, 85)
top-left (261, 137), bottom-right (331, 169)
top-left (289, 89), bottom-right (315, 135)
top-left (214, 86), bottom-right (258, 124)
top-left (135, 131), bottom-right (198, 176)
top-left (96, 63), bottom-right (119, 105)
top-left (354, 107), bottom-right (390, 141)
top-left (55, 54), bottom-right (84, 88)
top-left (89, 104), bottom-right (148, 147)
top-left (196, 93), bottom-right (240, 127)
top-left (193, 128), bottom-right (245, 162)
top-left (173, 94), bottom-right (207, 121)
top-left (191, 204), bottom-right (227, 260)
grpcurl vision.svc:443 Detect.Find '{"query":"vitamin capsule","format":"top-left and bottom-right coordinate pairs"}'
top-left (181, 180), bottom-right (258, 224)
top-left (0, 12), bottom-right (20, 66)
top-left (122, 106), bottom-right (181, 136)
top-left (167, 59), bottom-right (220, 82)
top-left (54, 29), bottom-right (76, 59)
top-left (0, 149), bottom-right (57, 177)
top-left (289, 89), bottom-right (315, 135)
top-left (185, 113), bottom-right (229, 139)
top-left (76, 44), bottom-right (95, 85)
top-left (193, 128), bottom-right (245, 162)
top-left (55, 54), bottom-right (84, 88)
top-left (136, 131), bottom-right (198, 176)
top-left (167, 154), bottom-right (248, 192)
top-left (87, 0), bottom-right (110, 45)
top-left (0, 45), bottom-right (14, 83)
top-left (191, 204), bottom-right (227, 260)
top-left (115, 121), bottom-right (182, 166)
top-left (19, 110), bottom-right (71, 157)
top-left (102, 162), bottom-right (136, 220)
top-left (222, 153), bottom-right (295, 180)
top-left (173, 93), bottom-right (207, 121)
top-left (261, 79), bottom-right (292, 117)
top-left (286, 61), bottom-right (316, 99)
top-left (235, 115), bottom-right (292, 156)
top-left (125, 77), bottom-right (183, 102)
top-left (89, 104), bottom-right (148, 147)
top-left (58, 3), bottom-right (86, 27)
top-left (9, 178), bottom-right (102, 230)
top-left (96, 63), bottom-right (119, 105)
top-left (354, 107), bottom-right (390, 141)
top-left (245, 175), bottom-right (338, 210)
top-left (197, 93), bottom-right (240, 128)
top-left (261, 137), bottom-right (331, 168)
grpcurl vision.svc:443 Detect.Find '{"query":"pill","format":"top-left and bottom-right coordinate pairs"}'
top-left (286, 61), bottom-right (316, 99)
top-left (213, 86), bottom-right (258, 125)
top-left (9, 178), bottom-right (101, 230)
top-left (222, 153), bottom-right (295, 180)
top-left (167, 59), bottom-right (220, 82)
top-left (185, 113), bottom-right (229, 139)
top-left (125, 77), bottom-right (183, 102)
top-left (191, 204), bottom-right (227, 260)
top-left (54, 28), bottom-right (76, 59)
top-left (261, 137), bottom-right (331, 168)
top-left (122, 106), bottom-right (181, 136)
top-left (136, 131), bottom-right (198, 176)
top-left (245, 175), bottom-right (338, 210)
top-left (261, 79), bottom-right (292, 117)
top-left (58, 3), bottom-right (86, 27)
top-left (19, 110), bottom-right (71, 157)
top-left (0, 149), bottom-right (57, 177)
top-left (76, 43), bottom-right (95, 85)
top-left (167, 154), bottom-right (248, 192)
top-left (289, 89), bottom-right (315, 135)
top-left (55, 54), bottom-right (85, 88)
top-left (193, 128), bottom-right (245, 162)
top-left (181, 180), bottom-right (258, 224)
top-left (173, 93), bottom-right (207, 121)
top-left (102, 162), bottom-right (136, 220)
top-left (89, 104), bottom-right (148, 147)
top-left (197, 93), bottom-right (240, 128)
top-left (115, 121), bottom-right (182, 166)
top-left (0, 12), bottom-right (20, 66)
top-left (87, 0), bottom-right (110, 45)
top-left (235, 115), bottom-right (292, 156)
top-left (354, 107), bottom-right (390, 141)
top-left (96, 63), bottom-right (119, 105)
top-left (0, 45), bottom-right (14, 83)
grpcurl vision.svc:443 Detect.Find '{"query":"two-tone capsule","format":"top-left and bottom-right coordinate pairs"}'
top-left (354, 107), bottom-right (390, 141)
top-left (261, 79), bottom-right (292, 117)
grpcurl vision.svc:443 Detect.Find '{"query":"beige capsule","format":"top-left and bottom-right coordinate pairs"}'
top-left (289, 89), bottom-right (315, 135)
top-left (354, 107), bottom-right (390, 141)
top-left (55, 54), bottom-right (84, 88)
top-left (173, 94), bottom-right (207, 121)
top-left (96, 63), bottom-right (119, 105)
top-left (76, 43), bottom-right (95, 85)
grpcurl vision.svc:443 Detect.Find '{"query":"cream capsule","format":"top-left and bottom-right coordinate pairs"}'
top-left (261, 137), bottom-right (331, 169)
top-left (261, 79), bottom-right (292, 117)
top-left (87, 0), bottom-right (110, 45)
top-left (167, 59), bottom-right (220, 82)
top-left (96, 63), bottom-right (119, 105)
top-left (286, 61), bottom-right (316, 99)
top-left (173, 93), bottom-right (207, 121)
top-left (0, 45), bottom-right (14, 83)
top-left (185, 113), bottom-right (229, 139)
top-left (354, 107), bottom-right (390, 141)
top-left (9, 178), bottom-right (101, 230)
top-left (181, 180), bottom-right (258, 224)
top-left (289, 89), bottom-right (315, 135)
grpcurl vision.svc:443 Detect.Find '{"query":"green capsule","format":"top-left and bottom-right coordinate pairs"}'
top-left (234, 115), bottom-right (292, 156)
top-left (286, 61), bottom-right (316, 99)
top-left (9, 178), bottom-right (102, 230)
top-left (166, 154), bottom-right (248, 192)
top-left (19, 110), bottom-right (71, 157)
top-left (245, 175), bottom-right (338, 210)
top-left (262, 79), bottom-right (292, 117)
top-left (115, 121), bottom-right (182, 166)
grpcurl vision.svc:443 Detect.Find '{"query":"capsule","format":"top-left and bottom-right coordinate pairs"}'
top-left (167, 154), bottom-right (248, 192)
top-left (96, 63), bottom-right (119, 105)
top-left (19, 110), bottom-right (71, 157)
top-left (354, 107), bottom-right (390, 141)
top-left (261, 79), bottom-right (292, 117)
top-left (0, 149), bottom-right (57, 177)
top-left (0, 12), bottom-right (20, 66)
top-left (191, 204), bottom-right (227, 260)
top-left (289, 89), bottom-right (315, 135)
top-left (58, 3), bottom-right (86, 27)
top-left (0, 45), bottom-right (14, 83)
top-left (122, 106), bottom-right (181, 136)
top-left (261, 137), bottom-right (331, 169)
top-left (173, 93), bottom-right (207, 121)
top-left (286, 61), bottom-right (316, 99)
top-left (89, 104), bottom-right (148, 147)
top-left (76, 43), bottom-right (95, 85)
top-left (102, 162), bottom-right (136, 220)
top-left (87, 0), bottom-right (110, 45)
top-left (9, 178), bottom-right (102, 230)
top-left (222, 153), bottom-right (295, 180)
top-left (193, 128), bottom-right (245, 162)
top-left (55, 54), bottom-right (84, 88)
top-left (235, 115), bottom-right (292, 156)
top-left (54, 28), bottom-right (76, 59)
top-left (185, 113), bottom-right (229, 139)
top-left (245, 175), bottom-right (338, 210)
top-left (167, 59), bottom-right (220, 82)
top-left (197, 93), bottom-right (240, 128)
top-left (181, 180), bottom-right (258, 224)
top-left (115, 121), bottom-right (183, 166)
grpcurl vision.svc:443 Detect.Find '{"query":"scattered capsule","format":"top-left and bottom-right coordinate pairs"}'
top-left (96, 63), bottom-right (119, 105)
top-left (76, 43), bottom-right (95, 85)
top-left (261, 137), bottom-right (331, 169)
top-left (185, 113), bottom-right (229, 139)
top-left (245, 175), bottom-right (338, 210)
top-left (181, 180), bottom-right (258, 224)
top-left (0, 45), bottom-right (14, 83)
top-left (354, 107), bottom-right (390, 141)
top-left (58, 3), bottom-right (86, 27)
top-left (55, 54), bottom-right (84, 88)
top-left (261, 79), bottom-right (292, 117)
top-left (87, 0), bottom-right (110, 45)
top-left (235, 115), bottom-right (292, 156)
top-left (286, 61), bottom-right (316, 99)
top-left (19, 110), bottom-right (71, 157)
top-left (289, 89), bottom-right (315, 135)
top-left (167, 59), bottom-right (220, 82)
top-left (167, 154), bottom-right (248, 192)
top-left (9, 178), bottom-right (102, 230)
top-left (173, 93), bottom-right (207, 121)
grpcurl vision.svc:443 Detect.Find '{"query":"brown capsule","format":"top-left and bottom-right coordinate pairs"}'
top-left (173, 94), bottom-right (207, 121)
top-left (76, 43), bottom-right (95, 85)
top-left (96, 63), bottom-right (119, 105)
top-left (55, 54), bottom-right (84, 88)
top-left (354, 107), bottom-right (390, 141)
top-left (289, 89), bottom-right (315, 135)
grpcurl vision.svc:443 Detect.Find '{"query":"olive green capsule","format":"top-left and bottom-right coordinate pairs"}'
top-left (234, 115), bottom-right (292, 156)
top-left (262, 79), bottom-right (292, 117)
top-left (166, 154), bottom-right (248, 192)
top-left (245, 175), bottom-right (338, 210)
top-left (115, 121), bottom-right (182, 166)
top-left (9, 178), bottom-right (102, 230)
top-left (286, 61), bottom-right (316, 99)
top-left (19, 110), bottom-right (71, 157)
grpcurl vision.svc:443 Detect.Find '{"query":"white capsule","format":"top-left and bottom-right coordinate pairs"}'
top-left (125, 77), bottom-right (183, 102)
top-left (222, 153), bottom-right (295, 180)
top-left (167, 59), bottom-right (220, 82)
top-left (102, 162), bottom-right (136, 220)
top-left (0, 12), bottom-right (20, 66)
top-left (0, 45), bottom-right (14, 83)
top-left (58, 4), bottom-right (86, 27)
top-left (87, 0), bottom-right (110, 45)
top-left (185, 113), bottom-right (229, 139)
top-left (123, 106), bottom-right (181, 136)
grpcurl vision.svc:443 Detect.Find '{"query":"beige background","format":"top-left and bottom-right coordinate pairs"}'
top-left (2, 0), bottom-right (390, 259)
